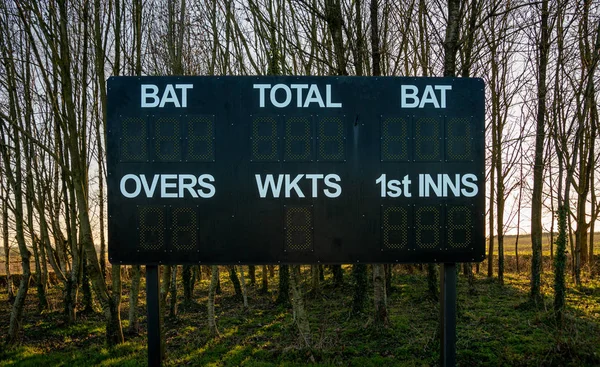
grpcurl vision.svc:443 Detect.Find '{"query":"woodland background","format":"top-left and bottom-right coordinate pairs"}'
top-left (0, 0), bottom-right (599, 366)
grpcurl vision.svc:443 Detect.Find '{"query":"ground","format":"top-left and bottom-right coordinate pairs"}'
top-left (1, 263), bottom-right (599, 366)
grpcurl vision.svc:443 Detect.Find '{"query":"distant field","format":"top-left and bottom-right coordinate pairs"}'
top-left (499, 233), bottom-right (600, 256)
top-left (1, 233), bottom-right (599, 275)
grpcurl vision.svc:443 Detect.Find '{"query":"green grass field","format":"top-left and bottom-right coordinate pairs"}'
top-left (1, 265), bottom-right (599, 366)
top-left (494, 233), bottom-right (600, 256)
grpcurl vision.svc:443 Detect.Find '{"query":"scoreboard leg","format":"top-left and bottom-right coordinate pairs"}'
top-left (146, 265), bottom-right (163, 366)
top-left (440, 263), bottom-right (457, 367)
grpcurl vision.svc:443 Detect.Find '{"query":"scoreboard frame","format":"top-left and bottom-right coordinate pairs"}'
top-left (107, 76), bottom-right (486, 265)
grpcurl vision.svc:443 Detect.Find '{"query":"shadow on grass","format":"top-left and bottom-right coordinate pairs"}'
top-left (0, 342), bottom-right (145, 367)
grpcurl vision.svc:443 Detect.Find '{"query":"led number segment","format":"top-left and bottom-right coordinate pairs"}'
top-left (415, 206), bottom-right (440, 249)
top-left (186, 115), bottom-right (214, 161)
top-left (446, 117), bottom-right (472, 161)
top-left (381, 117), bottom-right (409, 161)
top-left (382, 206), bottom-right (409, 250)
top-left (414, 117), bottom-right (441, 161)
top-left (120, 117), bottom-right (147, 161)
top-left (285, 206), bottom-right (313, 251)
top-left (154, 117), bottom-right (180, 161)
top-left (447, 206), bottom-right (472, 249)
top-left (252, 116), bottom-right (278, 161)
top-left (171, 207), bottom-right (197, 251)
top-left (138, 206), bottom-right (165, 251)
top-left (318, 116), bottom-right (344, 161)
top-left (284, 116), bottom-right (312, 161)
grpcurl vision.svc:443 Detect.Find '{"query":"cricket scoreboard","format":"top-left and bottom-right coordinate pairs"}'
top-left (106, 76), bottom-right (485, 265)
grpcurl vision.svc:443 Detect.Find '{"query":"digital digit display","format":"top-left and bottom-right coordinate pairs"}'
top-left (107, 76), bottom-right (485, 265)
top-left (318, 116), bottom-right (345, 161)
top-left (120, 117), bottom-right (147, 161)
top-left (382, 206), bottom-right (409, 250)
top-left (171, 207), bottom-right (197, 251)
top-left (415, 205), bottom-right (441, 249)
top-left (447, 206), bottom-right (472, 249)
top-left (252, 115), bottom-right (278, 161)
top-left (415, 117), bottom-right (441, 161)
top-left (446, 117), bottom-right (472, 161)
top-left (138, 206), bottom-right (165, 251)
top-left (285, 206), bottom-right (313, 252)
top-left (154, 116), bottom-right (180, 161)
top-left (381, 117), bottom-right (410, 161)
top-left (285, 116), bottom-right (312, 161)
top-left (186, 115), bottom-right (214, 162)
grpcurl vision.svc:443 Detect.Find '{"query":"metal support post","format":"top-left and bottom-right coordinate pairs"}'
top-left (146, 265), bottom-right (162, 367)
top-left (440, 263), bottom-right (457, 367)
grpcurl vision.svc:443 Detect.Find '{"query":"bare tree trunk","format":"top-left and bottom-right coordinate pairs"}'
top-left (290, 265), bottom-right (311, 347)
top-left (373, 264), bottom-right (388, 325)
top-left (331, 265), bottom-right (344, 287)
top-left (81, 252), bottom-right (94, 313)
top-left (276, 265), bottom-right (290, 305)
top-left (0, 26), bottom-right (31, 341)
top-left (325, 0), bottom-right (347, 75)
top-left (2, 122), bottom-right (31, 345)
top-left (516, 152), bottom-right (524, 273)
top-left (248, 265), bottom-right (256, 286)
top-left (39, 230), bottom-right (49, 291)
top-left (530, 0), bottom-right (550, 304)
top-left (128, 265), bottom-right (141, 334)
top-left (269, 265), bottom-right (275, 278)
top-left (108, 264), bottom-right (124, 345)
top-left (385, 264), bottom-right (392, 295)
top-left (2, 185), bottom-right (14, 301)
top-left (488, 164), bottom-right (495, 278)
top-left (208, 265), bottom-right (219, 336)
top-left (261, 265), bottom-right (268, 294)
top-left (311, 265), bottom-right (320, 295)
top-left (352, 264), bottom-right (368, 315)
top-left (182, 265), bottom-right (193, 307)
top-left (160, 264), bottom-right (171, 325)
top-left (170, 266), bottom-right (178, 318)
top-left (64, 184), bottom-right (80, 324)
top-left (554, 205), bottom-right (568, 326)
top-left (240, 266), bottom-right (248, 309)
top-left (29, 217), bottom-right (48, 312)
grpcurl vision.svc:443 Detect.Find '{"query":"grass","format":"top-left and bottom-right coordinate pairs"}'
top-left (1, 265), bottom-right (599, 366)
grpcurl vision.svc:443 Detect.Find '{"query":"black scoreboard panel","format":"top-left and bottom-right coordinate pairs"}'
top-left (107, 76), bottom-right (485, 265)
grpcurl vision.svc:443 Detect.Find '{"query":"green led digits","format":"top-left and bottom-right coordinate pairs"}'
top-left (415, 206), bottom-right (440, 249)
top-left (382, 206), bottom-right (408, 250)
top-left (318, 116), bottom-right (344, 161)
top-left (154, 117), bottom-right (180, 161)
top-left (172, 207), bottom-right (197, 251)
top-left (447, 206), bottom-right (472, 249)
top-left (186, 115), bottom-right (214, 161)
top-left (121, 117), bottom-right (147, 161)
top-left (285, 207), bottom-right (312, 251)
top-left (415, 117), bottom-right (440, 161)
top-left (382, 117), bottom-right (409, 161)
top-left (252, 116), bottom-right (278, 161)
top-left (139, 206), bottom-right (165, 251)
top-left (447, 117), bottom-right (471, 161)
top-left (285, 116), bottom-right (312, 161)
